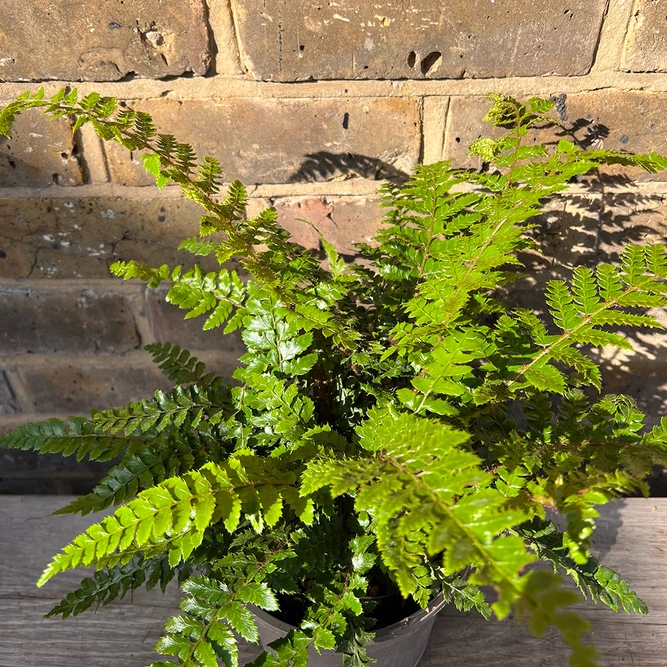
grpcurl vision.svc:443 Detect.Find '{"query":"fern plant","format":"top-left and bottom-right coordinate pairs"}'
top-left (1, 90), bottom-right (666, 667)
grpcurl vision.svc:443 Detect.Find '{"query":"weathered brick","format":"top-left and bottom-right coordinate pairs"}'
top-left (0, 196), bottom-right (211, 279)
top-left (0, 0), bottom-right (210, 81)
top-left (622, 0), bottom-right (667, 72)
top-left (0, 238), bottom-right (34, 280)
top-left (106, 97), bottom-right (420, 185)
top-left (17, 362), bottom-right (171, 414)
top-left (0, 288), bottom-right (140, 355)
top-left (598, 193), bottom-right (667, 257)
top-left (231, 0), bottom-right (606, 81)
top-left (0, 413), bottom-right (36, 436)
top-left (444, 92), bottom-right (667, 181)
top-left (268, 196), bottom-right (383, 254)
top-left (0, 111), bottom-right (83, 187)
top-left (147, 286), bottom-right (246, 364)
top-left (0, 370), bottom-right (19, 415)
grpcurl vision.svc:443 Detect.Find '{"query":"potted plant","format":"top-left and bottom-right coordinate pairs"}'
top-left (1, 90), bottom-right (666, 667)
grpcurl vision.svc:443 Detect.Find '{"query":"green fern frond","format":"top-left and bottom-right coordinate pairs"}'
top-left (302, 407), bottom-right (532, 615)
top-left (439, 575), bottom-right (492, 619)
top-left (145, 342), bottom-right (213, 385)
top-left (45, 555), bottom-right (188, 619)
top-left (37, 458), bottom-right (308, 586)
top-left (195, 156), bottom-right (224, 195)
top-left (0, 417), bottom-right (152, 462)
top-left (91, 383), bottom-right (230, 435)
top-left (152, 538), bottom-right (295, 667)
top-left (54, 437), bottom-right (208, 516)
top-left (110, 260), bottom-right (173, 288)
top-left (165, 266), bottom-right (246, 331)
top-left (520, 518), bottom-right (647, 615)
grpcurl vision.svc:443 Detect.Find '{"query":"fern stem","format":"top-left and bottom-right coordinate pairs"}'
top-left (506, 284), bottom-right (642, 389)
top-left (182, 543), bottom-right (288, 662)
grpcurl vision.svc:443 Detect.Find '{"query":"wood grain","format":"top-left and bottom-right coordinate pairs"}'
top-left (0, 496), bottom-right (665, 666)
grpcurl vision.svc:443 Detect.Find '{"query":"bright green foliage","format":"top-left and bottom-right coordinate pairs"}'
top-left (37, 458), bottom-right (309, 586)
top-left (112, 262), bottom-right (246, 332)
top-left (54, 435), bottom-right (210, 516)
top-left (2, 90), bottom-right (666, 667)
top-left (439, 576), bottom-right (492, 620)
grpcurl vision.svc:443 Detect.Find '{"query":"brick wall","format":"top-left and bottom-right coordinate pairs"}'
top-left (1, 1), bottom-right (667, 491)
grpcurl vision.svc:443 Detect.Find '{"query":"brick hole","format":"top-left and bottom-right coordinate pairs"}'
top-left (342, 112), bottom-right (350, 130)
top-left (455, 137), bottom-right (461, 143)
top-left (299, 44), bottom-right (305, 52)
top-left (407, 51), bottom-right (417, 68)
top-left (421, 51), bottom-right (441, 75)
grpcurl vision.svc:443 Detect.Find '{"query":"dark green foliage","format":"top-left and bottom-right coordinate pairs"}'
top-left (91, 383), bottom-right (232, 435)
top-left (520, 518), bottom-right (648, 614)
top-left (0, 416), bottom-right (152, 462)
top-left (2, 90), bottom-right (666, 667)
top-left (145, 342), bottom-right (214, 385)
top-left (46, 555), bottom-right (190, 619)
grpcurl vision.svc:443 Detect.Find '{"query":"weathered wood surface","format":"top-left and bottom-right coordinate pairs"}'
top-left (0, 496), bottom-right (665, 667)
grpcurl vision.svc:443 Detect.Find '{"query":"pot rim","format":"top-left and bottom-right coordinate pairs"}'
top-left (250, 592), bottom-right (445, 644)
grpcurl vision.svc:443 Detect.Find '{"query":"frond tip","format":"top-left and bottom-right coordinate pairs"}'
top-left (37, 459), bottom-right (308, 587)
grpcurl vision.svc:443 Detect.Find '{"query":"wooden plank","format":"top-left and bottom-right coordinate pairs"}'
top-left (0, 496), bottom-right (262, 667)
top-left (0, 496), bottom-right (665, 666)
top-left (421, 498), bottom-right (667, 667)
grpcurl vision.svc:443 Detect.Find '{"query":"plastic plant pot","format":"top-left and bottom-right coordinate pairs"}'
top-left (250, 594), bottom-right (446, 667)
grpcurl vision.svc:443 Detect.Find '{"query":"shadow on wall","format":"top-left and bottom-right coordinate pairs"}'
top-left (514, 180), bottom-right (667, 436)
top-left (286, 121), bottom-right (667, 496)
top-left (0, 153), bottom-right (72, 188)
top-left (515, 181), bottom-right (667, 497)
top-left (289, 151), bottom-right (410, 183)
top-left (2, 115), bottom-right (667, 496)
